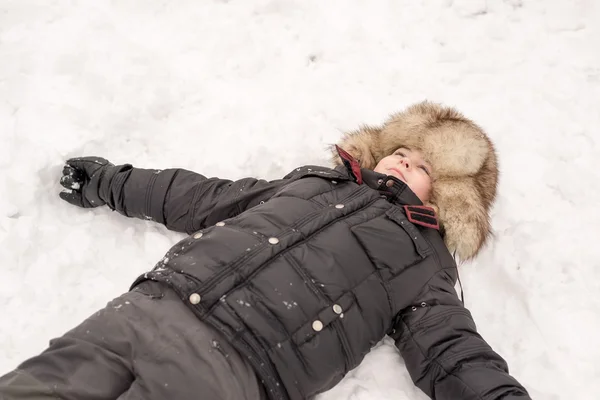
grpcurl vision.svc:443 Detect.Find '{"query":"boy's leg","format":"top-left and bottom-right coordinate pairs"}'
top-left (0, 289), bottom-right (140, 400)
top-left (0, 281), bottom-right (267, 400)
top-left (0, 369), bottom-right (61, 400)
top-left (116, 282), bottom-right (267, 400)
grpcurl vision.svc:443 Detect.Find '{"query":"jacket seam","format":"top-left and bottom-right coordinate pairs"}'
top-left (386, 208), bottom-right (433, 257)
top-left (344, 206), bottom-right (397, 317)
top-left (332, 315), bottom-right (356, 369)
top-left (213, 194), bottom-right (380, 304)
top-left (161, 169), bottom-right (180, 228)
top-left (246, 285), bottom-right (296, 348)
top-left (438, 344), bottom-right (494, 366)
top-left (218, 299), bottom-right (303, 399)
top-left (284, 253), bottom-right (328, 303)
top-left (285, 249), bottom-right (356, 368)
top-left (391, 266), bottom-right (456, 316)
top-left (231, 178), bottom-right (250, 216)
top-left (414, 308), bottom-right (472, 329)
top-left (245, 284), bottom-right (313, 378)
top-left (187, 173), bottom-right (208, 233)
top-left (270, 268), bottom-right (378, 349)
top-left (13, 369), bottom-right (61, 400)
top-left (201, 190), bottom-right (379, 306)
top-left (401, 269), bottom-right (484, 400)
top-left (403, 319), bottom-right (484, 400)
top-left (144, 172), bottom-right (159, 221)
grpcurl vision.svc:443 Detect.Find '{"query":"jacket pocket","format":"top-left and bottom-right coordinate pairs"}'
top-left (350, 207), bottom-right (432, 276)
top-left (131, 281), bottom-right (165, 299)
top-left (292, 292), bottom-right (357, 374)
top-left (384, 208), bottom-right (432, 259)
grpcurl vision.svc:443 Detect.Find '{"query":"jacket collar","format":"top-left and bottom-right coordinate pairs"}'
top-left (361, 168), bottom-right (423, 206)
top-left (334, 145), bottom-right (422, 206)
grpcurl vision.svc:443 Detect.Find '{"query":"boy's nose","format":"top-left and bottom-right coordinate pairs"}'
top-left (400, 158), bottom-right (411, 170)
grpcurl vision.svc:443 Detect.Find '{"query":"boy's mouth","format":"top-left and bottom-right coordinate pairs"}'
top-left (389, 168), bottom-right (406, 181)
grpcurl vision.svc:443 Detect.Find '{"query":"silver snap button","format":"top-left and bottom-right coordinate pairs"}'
top-left (189, 293), bottom-right (201, 305)
top-left (335, 204), bottom-right (344, 209)
top-left (377, 179), bottom-right (384, 185)
top-left (411, 306), bottom-right (417, 311)
top-left (331, 180), bottom-right (337, 184)
top-left (193, 232), bottom-right (203, 239)
top-left (216, 222), bottom-right (225, 227)
top-left (312, 320), bottom-right (323, 332)
top-left (333, 304), bottom-right (343, 314)
top-left (421, 302), bottom-right (427, 307)
top-left (268, 237), bottom-right (279, 245)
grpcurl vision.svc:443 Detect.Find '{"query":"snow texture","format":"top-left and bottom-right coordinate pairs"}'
top-left (1, 0), bottom-right (599, 399)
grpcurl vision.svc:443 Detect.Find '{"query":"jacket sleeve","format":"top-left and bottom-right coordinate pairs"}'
top-left (98, 165), bottom-right (286, 234)
top-left (389, 267), bottom-right (531, 400)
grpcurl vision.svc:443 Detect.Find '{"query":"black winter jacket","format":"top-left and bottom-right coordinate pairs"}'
top-left (96, 155), bottom-right (530, 400)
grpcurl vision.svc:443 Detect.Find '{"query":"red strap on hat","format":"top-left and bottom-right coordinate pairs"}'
top-left (404, 205), bottom-right (440, 230)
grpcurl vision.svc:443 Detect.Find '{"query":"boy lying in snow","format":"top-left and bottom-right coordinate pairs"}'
top-left (0, 102), bottom-right (530, 400)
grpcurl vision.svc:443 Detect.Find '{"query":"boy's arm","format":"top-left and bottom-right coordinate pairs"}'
top-left (59, 157), bottom-right (286, 234)
top-left (389, 267), bottom-right (531, 400)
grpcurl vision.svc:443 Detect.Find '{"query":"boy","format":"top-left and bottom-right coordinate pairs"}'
top-left (0, 102), bottom-right (530, 399)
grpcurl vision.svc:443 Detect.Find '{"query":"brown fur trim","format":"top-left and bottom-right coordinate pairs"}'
top-left (330, 125), bottom-right (382, 170)
top-left (331, 101), bottom-right (498, 261)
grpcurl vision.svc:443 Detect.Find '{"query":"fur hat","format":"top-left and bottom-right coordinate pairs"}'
top-left (332, 101), bottom-right (498, 261)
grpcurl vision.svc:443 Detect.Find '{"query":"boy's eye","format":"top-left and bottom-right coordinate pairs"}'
top-left (395, 152), bottom-right (405, 157)
top-left (419, 165), bottom-right (430, 175)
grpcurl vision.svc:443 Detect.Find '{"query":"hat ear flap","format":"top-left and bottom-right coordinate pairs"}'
top-left (433, 178), bottom-right (492, 261)
top-left (330, 125), bottom-right (382, 169)
top-left (475, 141), bottom-right (499, 211)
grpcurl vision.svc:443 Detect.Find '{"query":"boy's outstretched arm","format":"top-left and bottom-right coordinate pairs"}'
top-left (389, 267), bottom-right (531, 400)
top-left (59, 156), bottom-right (285, 234)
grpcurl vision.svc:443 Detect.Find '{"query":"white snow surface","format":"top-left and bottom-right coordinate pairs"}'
top-left (1, 1), bottom-right (599, 399)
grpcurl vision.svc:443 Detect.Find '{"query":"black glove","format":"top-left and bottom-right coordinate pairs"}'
top-left (59, 156), bottom-right (118, 208)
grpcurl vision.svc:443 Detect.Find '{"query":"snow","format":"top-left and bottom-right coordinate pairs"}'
top-left (1, 0), bottom-right (599, 399)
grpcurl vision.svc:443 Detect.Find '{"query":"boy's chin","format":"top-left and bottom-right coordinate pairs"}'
top-left (388, 171), bottom-right (406, 182)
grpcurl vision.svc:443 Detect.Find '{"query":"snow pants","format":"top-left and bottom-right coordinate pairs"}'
top-left (0, 281), bottom-right (267, 400)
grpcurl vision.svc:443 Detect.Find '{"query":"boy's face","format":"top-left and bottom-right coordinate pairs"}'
top-left (374, 147), bottom-right (433, 202)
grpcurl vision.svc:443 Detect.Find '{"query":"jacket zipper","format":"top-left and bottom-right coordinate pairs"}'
top-left (422, 232), bottom-right (441, 271)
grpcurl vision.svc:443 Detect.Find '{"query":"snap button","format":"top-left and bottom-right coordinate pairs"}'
top-left (333, 304), bottom-right (343, 314)
top-left (411, 306), bottom-right (417, 311)
top-left (386, 180), bottom-right (394, 188)
top-left (268, 237), bottom-right (279, 245)
top-left (377, 179), bottom-right (384, 185)
top-left (189, 293), bottom-right (201, 305)
top-left (421, 302), bottom-right (427, 307)
top-left (312, 320), bottom-right (324, 332)
top-left (193, 232), bottom-right (203, 239)
top-left (216, 221), bottom-right (225, 227)
top-left (335, 204), bottom-right (344, 209)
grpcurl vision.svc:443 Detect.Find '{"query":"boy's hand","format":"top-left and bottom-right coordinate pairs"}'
top-left (59, 156), bottom-right (114, 208)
